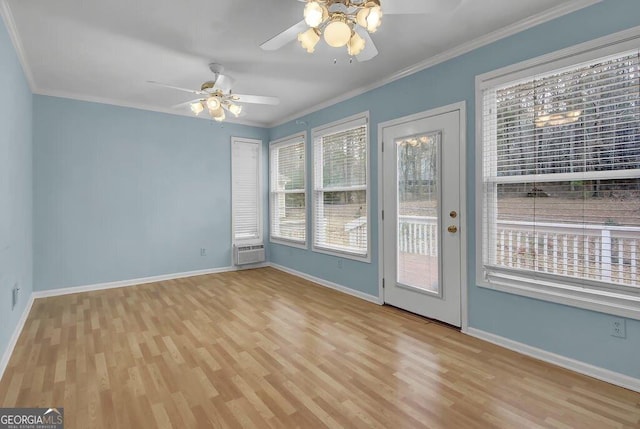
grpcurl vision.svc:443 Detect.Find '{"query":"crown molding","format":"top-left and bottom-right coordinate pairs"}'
top-left (0, 0), bottom-right (36, 91)
top-left (1, 0), bottom-right (266, 128)
top-left (35, 88), bottom-right (268, 128)
top-left (267, 0), bottom-right (603, 128)
top-left (2, 0), bottom-right (602, 129)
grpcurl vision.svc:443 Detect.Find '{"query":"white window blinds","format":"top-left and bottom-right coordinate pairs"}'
top-left (481, 49), bottom-right (640, 292)
top-left (232, 138), bottom-right (262, 242)
top-left (270, 135), bottom-right (306, 244)
top-left (312, 115), bottom-right (369, 258)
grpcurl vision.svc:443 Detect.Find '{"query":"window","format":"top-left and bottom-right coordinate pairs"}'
top-left (477, 35), bottom-right (640, 318)
top-left (232, 137), bottom-right (263, 243)
top-left (270, 134), bottom-right (306, 246)
top-left (312, 113), bottom-right (370, 260)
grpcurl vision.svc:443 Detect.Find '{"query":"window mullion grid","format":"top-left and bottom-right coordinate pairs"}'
top-left (312, 119), bottom-right (369, 258)
top-left (482, 48), bottom-right (640, 296)
top-left (270, 138), bottom-right (306, 244)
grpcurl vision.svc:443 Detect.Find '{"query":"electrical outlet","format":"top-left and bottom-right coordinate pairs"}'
top-left (11, 284), bottom-right (19, 310)
top-left (337, 259), bottom-right (343, 269)
top-left (611, 317), bottom-right (626, 338)
top-left (200, 248), bottom-right (207, 256)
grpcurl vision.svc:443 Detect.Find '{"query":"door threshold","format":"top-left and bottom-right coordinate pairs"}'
top-left (382, 303), bottom-right (461, 331)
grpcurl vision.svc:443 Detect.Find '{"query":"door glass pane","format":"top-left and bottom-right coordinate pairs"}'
top-left (396, 132), bottom-right (441, 294)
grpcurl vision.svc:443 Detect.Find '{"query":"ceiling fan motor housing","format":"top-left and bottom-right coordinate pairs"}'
top-left (200, 81), bottom-right (216, 92)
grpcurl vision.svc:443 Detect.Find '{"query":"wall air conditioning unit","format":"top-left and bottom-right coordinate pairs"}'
top-left (234, 243), bottom-right (265, 265)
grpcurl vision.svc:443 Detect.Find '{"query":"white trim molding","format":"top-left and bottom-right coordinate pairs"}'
top-left (0, 0), bottom-right (36, 91)
top-left (310, 112), bottom-right (372, 263)
top-left (377, 101), bottom-right (468, 330)
top-left (268, 0), bottom-right (603, 128)
top-left (474, 24), bottom-right (640, 321)
top-left (0, 294), bottom-right (34, 381)
top-left (465, 327), bottom-right (640, 393)
top-left (1, 0), bottom-right (600, 128)
top-left (269, 262), bottom-right (383, 305)
top-left (1, 264), bottom-right (266, 380)
top-left (32, 264), bottom-right (267, 299)
top-left (268, 132), bottom-right (308, 249)
top-left (36, 89), bottom-right (267, 128)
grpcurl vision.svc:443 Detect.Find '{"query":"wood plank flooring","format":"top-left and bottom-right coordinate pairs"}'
top-left (0, 267), bottom-right (638, 428)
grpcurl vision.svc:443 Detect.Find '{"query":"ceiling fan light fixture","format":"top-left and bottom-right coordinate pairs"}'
top-left (304, 1), bottom-right (328, 28)
top-left (206, 96), bottom-right (221, 110)
top-left (190, 101), bottom-right (204, 115)
top-left (210, 106), bottom-right (226, 122)
top-left (298, 27), bottom-right (320, 53)
top-left (347, 31), bottom-right (365, 56)
top-left (356, 2), bottom-right (383, 33)
top-left (228, 103), bottom-right (242, 117)
top-left (323, 18), bottom-right (351, 48)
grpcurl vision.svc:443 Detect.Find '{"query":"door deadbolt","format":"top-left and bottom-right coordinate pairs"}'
top-left (450, 211), bottom-right (458, 218)
top-left (447, 225), bottom-right (458, 233)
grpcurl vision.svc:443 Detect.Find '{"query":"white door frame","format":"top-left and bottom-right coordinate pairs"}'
top-left (377, 101), bottom-right (468, 330)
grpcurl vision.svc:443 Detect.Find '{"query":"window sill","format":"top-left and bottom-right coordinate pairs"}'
top-left (479, 270), bottom-right (640, 321)
top-left (234, 238), bottom-right (264, 247)
top-left (312, 244), bottom-right (371, 263)
top-left (270, 237), bottom-right (307, 250)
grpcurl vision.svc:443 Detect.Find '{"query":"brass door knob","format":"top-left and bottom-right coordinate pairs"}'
top-left (447, 225), bottom-right (458, 233)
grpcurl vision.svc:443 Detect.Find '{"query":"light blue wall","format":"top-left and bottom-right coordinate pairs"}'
top-left (33, 96), bottom-right (268, 290)
top-left (0, 18), bottom-right (33, 360)
top-left (2, 0), bottom-right (638, 381)
top-left (269, 0), bottom-right (640, 378)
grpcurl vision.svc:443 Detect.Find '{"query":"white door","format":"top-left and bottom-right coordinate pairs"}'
top-left (382, 105), bottom-right (464, 326)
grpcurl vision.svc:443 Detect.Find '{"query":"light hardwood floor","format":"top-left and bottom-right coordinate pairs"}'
top-left (1, 267), bottom-right (638, 428)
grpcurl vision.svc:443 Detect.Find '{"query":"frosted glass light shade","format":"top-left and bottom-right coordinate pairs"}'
top-left (356, 4), bottom-right (382, 33)
top-left (324, 20), bottom-right (351, 47)
top-left (347, 31), bottom-right (365, 56)
top-left (206, 96), bottom-right (221, 110)
top-left (298, 28), bottom-right (320, 53)
top-left (304, 1), bottom-right (327, 28)
top-left (210, 106), bottom-right (225, 121)
top-left (190, 101), bottom-right (204, 115)
top-left (228, 104), bottom-right (242, 117)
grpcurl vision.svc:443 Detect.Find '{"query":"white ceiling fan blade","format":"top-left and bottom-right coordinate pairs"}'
top-left (356, 29), bottom-right (378, 62)
top-left (172, 98), bottom-right (202, 109)
top-left (233, 94), bottom-right (280, 105)
top-left (384, 0), bottom-right (462, 14)
top-left (260, 20), bottom-right (308, 51)
top-left (147, 80), bottom-right (206, 95)
top-left (213, 74), bottom-right (235, 93)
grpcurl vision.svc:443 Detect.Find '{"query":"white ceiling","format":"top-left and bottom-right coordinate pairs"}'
top-left (3, 0), bottom-right (597, 126)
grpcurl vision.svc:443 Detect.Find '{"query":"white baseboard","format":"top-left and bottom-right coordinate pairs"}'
top-left (32, 263), bottom-right (269, 299)
top-left (269, 263), bottom-right (383, 305)
top-left (0, 294), bottom-right (34, 381)
top-left (11, 264), bottom-right (637, 395)
top-left (464, 327), bottom-right (640, 393)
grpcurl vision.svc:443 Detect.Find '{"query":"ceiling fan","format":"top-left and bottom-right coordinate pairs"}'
top-left (148, 63), bottom-right (280, 122)
top-left (261, 0), bottom-right (461, 62)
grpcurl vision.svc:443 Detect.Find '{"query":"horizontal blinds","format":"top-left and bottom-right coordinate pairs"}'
top-left (482, 49), bottom-right (640, 289)
top-left (483, 51), bottom-right (640, 179)
top-left (270, 136), bottom-right (306, 243)
top-left (313, 118), bottom-right (368, 256)
top-left (232, 139), bottom-right (261, 241)
top-left (315, 125), bottom-right (367, 189)
top-left (312, 115), bottom-right (368, 138)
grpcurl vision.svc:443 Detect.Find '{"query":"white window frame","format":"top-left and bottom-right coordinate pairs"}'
top-left (269, 132), bottom-right (307, 249)
top-left (311, 112), bottom-right (371, 262)
top-left (231, 137), bottom-right (263, 245)
top-left (475, 26), bottom-right (640, 320)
